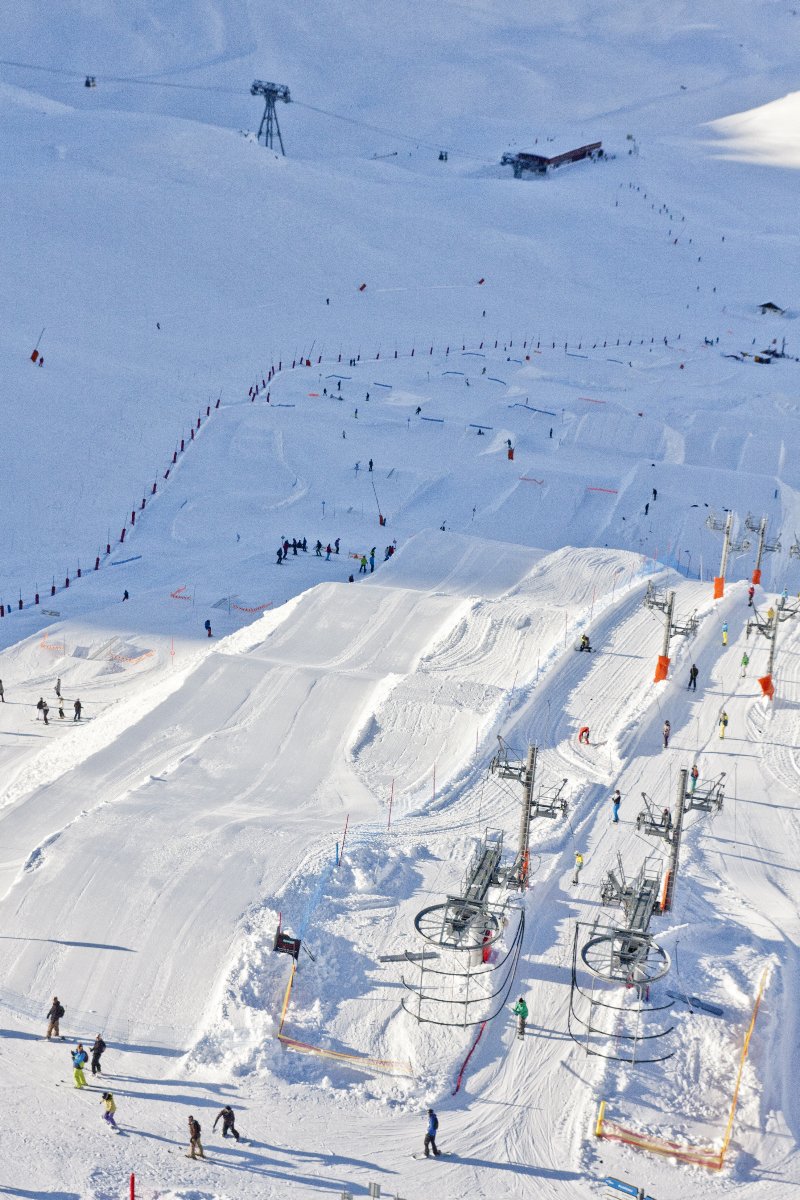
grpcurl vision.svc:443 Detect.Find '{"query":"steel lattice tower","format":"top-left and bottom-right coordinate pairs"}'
top-left (250, 81), bottom-right (291, 153)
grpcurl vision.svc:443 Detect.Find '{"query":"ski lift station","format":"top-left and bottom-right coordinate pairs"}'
top-left (501, 141), bottom-right (603, 177)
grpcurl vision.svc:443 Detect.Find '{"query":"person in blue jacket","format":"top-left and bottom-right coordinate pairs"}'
top-left (72, 1043), bottom-right (89, 1089)
top-left (424, 1108), bottom-right (441, 1158)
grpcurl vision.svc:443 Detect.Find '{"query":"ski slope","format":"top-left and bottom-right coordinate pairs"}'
top-left (1, 2), bottom-right (800, 1198)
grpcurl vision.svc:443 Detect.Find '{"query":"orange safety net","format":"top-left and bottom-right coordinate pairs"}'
top-left (596, 967), bottom-right (769, 1170)
top-left (276, 962), bottom-right (412, 1076)
top-left (758, 674), bottom-right (774, 700)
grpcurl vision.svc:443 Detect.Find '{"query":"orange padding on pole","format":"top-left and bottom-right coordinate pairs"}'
top-left (276, 962), bottom-right (411, 1076)
top-left (660, 869), bottom-right (672, 912)
top-left (596, 966), bottom-right (770, 1170)
top-left (654, 654), bottom-right (670, 683)
top-left (758, 674), bottom-right (775, 700)
top-left (713, 576), bottom-right (724, 599)
top-left (752, 568), bottom-right (762, 585)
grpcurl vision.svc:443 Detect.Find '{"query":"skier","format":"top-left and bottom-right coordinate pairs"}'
top-left (578, 634), bottom-right (592, 652)
top-left (213, 1105), bottom-right (241, 1141)
top-left (335, 538), bottom-right (340, 555)
top-left (315, 540), bottom-right (323, 557)
top-left (204, 619), bottom-right (213, 638)
top-left (292, 538), bottom-right (298, 556)
top-left (41, 700), bottom-right (50, 726)
top-left (122, 589), bottom-right (129, 601)
top-left (368, 459), bottom-right (373, 472)
top-left (577, 725), bottom-right (590, 744)
top-left (424, 1109), bottom-right (441, 1158)
top-left (46, 996), bottom-right (64, 1040)
top-left (747, 585), bottom-right (755, 607)
top-left (325, 544), bottom-right (332, 560)
top-left (359, 555), bottom-right (368, 574)
top-left (512, 996), bottom-right (528, 1039)
top-left (662, 720), bottom-right (671, 748)
top-left (722, 621), bottom-right (729, 646)
top-left (0, 678), bottom-right (4, 702)
top-left (690, 764), bottom-right (699, 793)
top-left (369, 552), bottom-right (375, 573)
top-left (277, 547), bottom-right (283, 565)
top-left (302, 538), bottom-right (308, 552)
top-left (58, 698), bottom-right (65, 720)
top-left (740, 651), bottom-right (750, 678)
top-left (644, 502), bottom-right (649, 516)
top-left (72, 1043), bottom-right (89, 1089)
top-left (687, 663), bottom-right (698, 690)
top-left (652, 487), bottom-right (657, 501)
top-left (55, 677), bottom-right (62, 698)
top-left (283, 539), bottom-right (290, 557)
top-left (36, 697), bottom-right (45, 721)
top-left (187, 1115), bottom-right (205, 1159)
top-left (91, 1034), bottom-right (106, 1076)
top-left (572, 851), bottom-right (584, 885)
top-left (719, 710), bottom-right (729, 739)
top-left (415, 406), bottom-right (422, 415)
top-left (101, 1092), bottom-right (118, 1130)
top-left (611, 789), bottom-right (621, 823)
top-left (73, 699), bottom-right (82, 721)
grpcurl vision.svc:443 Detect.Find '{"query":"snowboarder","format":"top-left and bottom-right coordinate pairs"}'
top-left (101, 1092), bottom-right (118, 1130)
top-left (611, 790), bottom-right (621, 823)
top-left (577, 725), bottom-right (590, 744)
top-left (348, 574), bottom-right (354, 583)
top-left (122, 589), bottom-right (129, 601)
top-left (335, 538), bottom-right (340, 555)
top-left (292, 538), bottom-right (298, 556)
top-left (719, 710), bottom-right (729, 739)
top-left (767, 607), bottom-right (775, 626)
top-left (740, 651), bottom-right (750, 678)
top-left (512, 996), bottom-right (528, 1038)
top-left (424, 1109), bottom-right (441, 1158)
top-left (690, 764), bottom-right (699, 793)
top-left (652, 487), bottom-right (657, 501)
top-left (687, 663), bottom-right (698, 690)
top-left (204, 619), bottom-right (213, 638)
top-left (644, 502), bottom-right (649, 516)
top-left (415, 405), bottom-right (422, 415)
top-left (55, 677), bottom-right (62, 698)
top-left (36, 697), bottom-right (45, 721)
top-left (46, 996), bottom-right (64, 1040)
top-left (0, 678), bottom-right (4, 701)
top-left (369, 552), bottom-right (375, 573)
top-left (359, 555), bottom-right (368, 574)
top-left (722, 621), bottom-right (729, 646)
top-left (91, 1034), bottom-right (106, 1075)
top-left (58, 698), bottom-right (65, 720)
top-left (572, 851), bottom-right (584, 885)
top-left (315, 540), bottom-right (323, 557)
top-left (72, 1043), bottom-right (89, 1089)
top-left (747, 585), bottom-right (755, 607)
top-left (73, 699), bottom-right (82, 721)
top-left (277, 547), bottom-right (283, 565)
top-left (662, 720), bottom-right (671, 748)
top-left (368, 459), bottom-right (373, 472)
top-left (326, 544), bottom-right (332, 560)
top-left (578, 634), bottom-right (592, 652)
top-left (213, 1105), bottom-right (241, 1141)
top-left (187, 1115), bottom-right (205, 1159)
top-left (41, 700), bottom-right (50, 726)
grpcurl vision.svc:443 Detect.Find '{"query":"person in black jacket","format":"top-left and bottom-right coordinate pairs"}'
top-left (91, 1034), bottom-right (106, 1075)
top-left (187, 1115), bottom-right (205, 1159)
top-left (687, 663), bottom-right (698, 690)
top-left (46, 996), bottom-right (64, 1039)
top-left (213, 1105), bottom-right (240, 1141)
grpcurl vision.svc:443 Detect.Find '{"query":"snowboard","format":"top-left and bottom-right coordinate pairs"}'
top-left (412, 1151), bottom-right (451, 1160)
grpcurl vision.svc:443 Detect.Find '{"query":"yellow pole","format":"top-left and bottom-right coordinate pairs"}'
top-left (595, 1100), bottom-right (606, 1138)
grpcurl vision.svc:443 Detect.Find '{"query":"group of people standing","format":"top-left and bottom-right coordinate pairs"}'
top-left (32, 678), bottom-right (83, 725)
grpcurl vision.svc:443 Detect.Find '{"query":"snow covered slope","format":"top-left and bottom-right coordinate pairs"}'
top-left (1, 2), bottom-right (800, 1198)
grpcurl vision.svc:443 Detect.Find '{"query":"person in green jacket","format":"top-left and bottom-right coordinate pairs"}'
top-left (512, 996), bottom-right (528, 1038)
top-left (740, 651), bottom-right (750, 678)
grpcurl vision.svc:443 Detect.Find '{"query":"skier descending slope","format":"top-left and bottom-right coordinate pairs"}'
top-left (423, 1108), bottom-right (441, 1158)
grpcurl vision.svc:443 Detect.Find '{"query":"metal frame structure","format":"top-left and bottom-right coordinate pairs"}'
top-left (489, 738), bottom-right (567, 888)
top-left (251, 80), bottom-right (291, 153)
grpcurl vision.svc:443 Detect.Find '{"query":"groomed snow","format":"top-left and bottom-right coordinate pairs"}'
top-left (1, 3), bottom-right (799, 1198)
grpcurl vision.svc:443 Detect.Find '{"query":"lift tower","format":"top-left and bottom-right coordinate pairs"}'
top-left (251, 81), bottom-right (291, 153)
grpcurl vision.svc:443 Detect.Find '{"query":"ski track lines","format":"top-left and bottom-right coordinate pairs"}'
top-left (0, 577), bottom-right (506, 1053)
